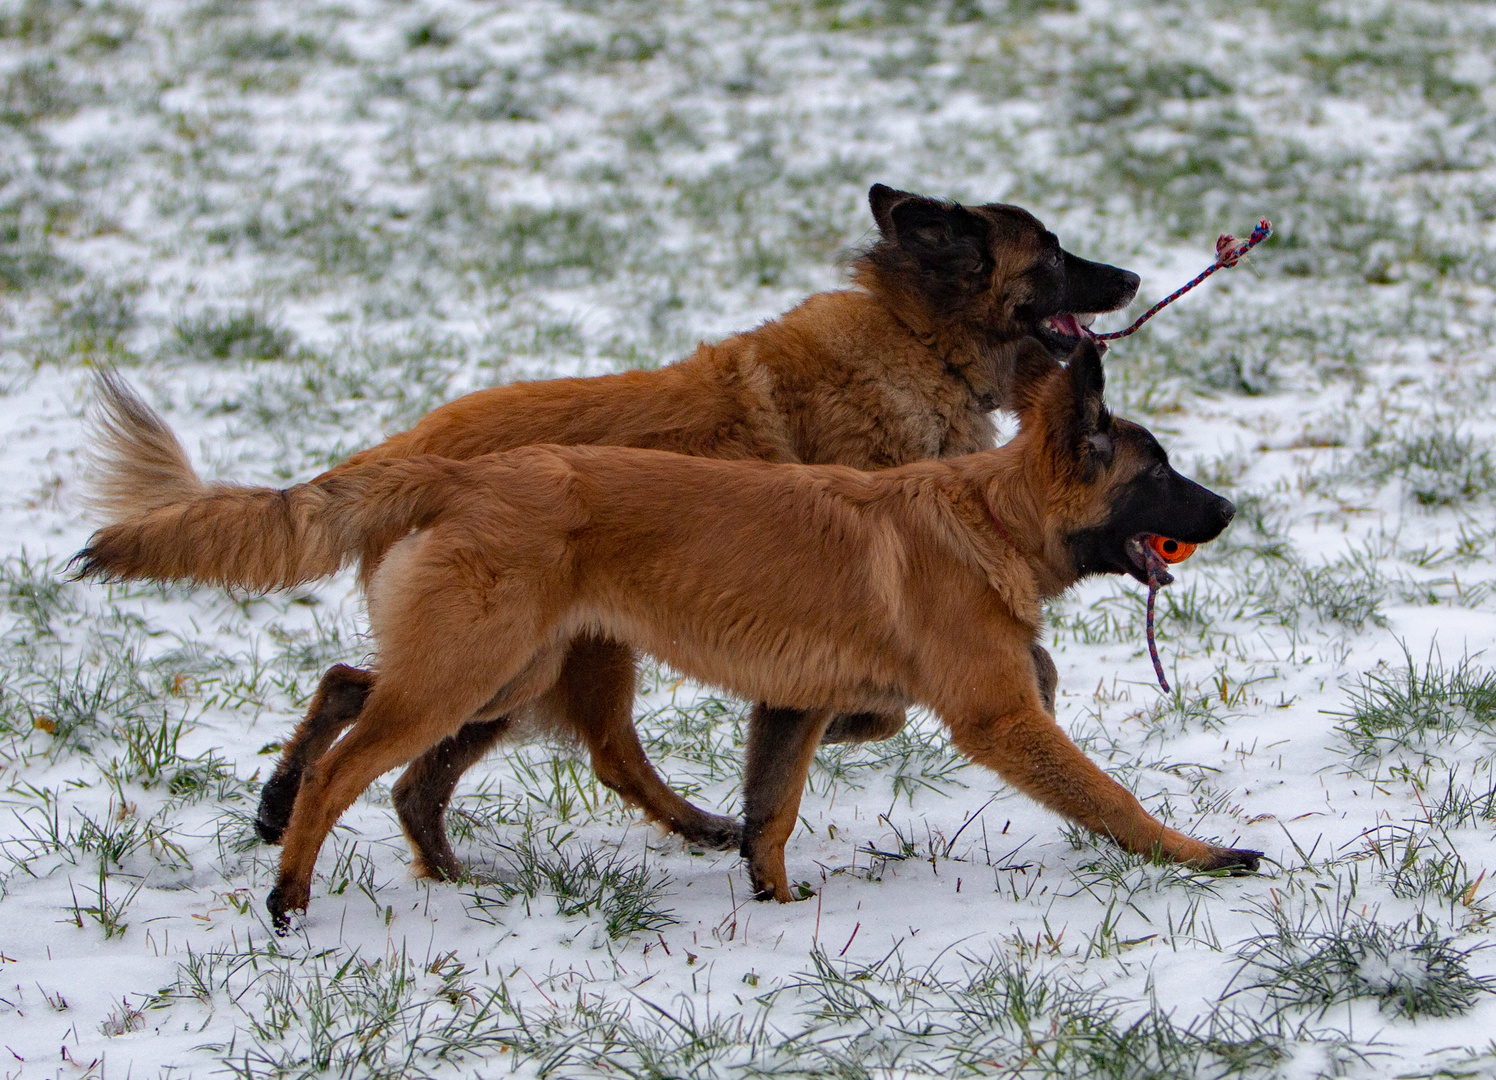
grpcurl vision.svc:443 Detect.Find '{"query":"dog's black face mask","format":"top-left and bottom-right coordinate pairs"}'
top-left (1066, 420), bottom-right (1236, 585)
top-left (1027, 248), bottom-right (1141, 359)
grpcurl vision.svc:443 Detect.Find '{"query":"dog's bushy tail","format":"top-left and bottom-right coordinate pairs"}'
top-left (73, 372), bottom-right (460, 591)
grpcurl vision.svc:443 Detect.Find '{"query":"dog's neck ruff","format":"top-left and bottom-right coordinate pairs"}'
top-left (1090, 220), bottom-right (1271, 343)
top-left (988, 505), bottom-right (1013, 546)
top-left (889, 311), bottom-right (1003, 413)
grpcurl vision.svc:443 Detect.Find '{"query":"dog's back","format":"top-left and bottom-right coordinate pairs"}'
top-left (358, 445), bottom-right (983, 715)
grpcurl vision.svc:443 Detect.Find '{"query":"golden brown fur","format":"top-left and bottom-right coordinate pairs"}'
top-left (77, 341), bottom-right (1259, 925)
top-left (79, 185), bottom-right (1141, 882)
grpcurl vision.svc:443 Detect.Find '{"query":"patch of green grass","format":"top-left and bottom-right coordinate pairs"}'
top-left (159, 944), bottom-right (521, 1078)
top-left (0, 57), bottom-right (85, 124)
top-left (812, 713), bottom-right (969, 802)
top-left (1354, 823), bottom-right (1480, 905)
top-left (4, 798), bottom-right (188, 875)
top-left (421, 188), bottom-right (631, 289)
top-left (404, 19), bottom-right (453, 51)
top-left (215, 27), bottom-right (321, 65)
top-left (170, 308), bottom-right (297, 363)
top-left (1357, 425), bottom-right (1496, 510)
top-left (637, 691), bottom-right (745, 787)
top-left (1418, 767), bottom-right (1496, 831)
top-left (53, 280), bottom-right (138, 359)
top-left (65, 857), bottom-right (142, 939)
top-left (1329, 649), bottom-right (1496, 767)
top-left (1230, 898), bottom-right (1493, 1020)
top-left (466, 826), bottom-right (677, 941)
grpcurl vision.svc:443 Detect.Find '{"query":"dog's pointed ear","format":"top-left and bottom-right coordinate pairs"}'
top-left (869, 184), bottom-right (915, 234)
top-left (1068, 338), bottom-right (1106, 433)
top-left (1065, 339), bottom-right (1113, 474)
top-left (887, 196), bottom-right (987, 254)
top-left (1011, 338), bottom-right (1060, 418)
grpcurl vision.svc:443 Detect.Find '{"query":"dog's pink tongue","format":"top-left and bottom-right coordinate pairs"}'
top-left (1052, 312), bottom-right (1084, 337)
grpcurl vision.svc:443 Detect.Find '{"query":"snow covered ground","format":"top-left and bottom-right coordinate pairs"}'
top-left (5, 0), bottom-right (1496, 1075)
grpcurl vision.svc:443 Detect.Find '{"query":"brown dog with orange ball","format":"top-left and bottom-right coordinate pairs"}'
top-left (74, 339), bottom-right (1259, 927)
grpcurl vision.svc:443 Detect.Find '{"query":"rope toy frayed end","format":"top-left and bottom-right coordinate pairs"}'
top-left (1213, 219), bottom-right (1272, 269)
top-left (1093, 219), bottom-right (1272, 343)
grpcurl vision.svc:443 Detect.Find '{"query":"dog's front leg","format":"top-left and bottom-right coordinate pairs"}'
top-left (945, 705), bottom-right (1261, 873)
top-left (740, 704), bottom-right (835, 901)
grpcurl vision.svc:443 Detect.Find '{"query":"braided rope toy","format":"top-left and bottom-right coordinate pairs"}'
top-left (1090, 220), bottom-right (1272, 343)
top-left (1092, 221), bottom-right (1272, 692)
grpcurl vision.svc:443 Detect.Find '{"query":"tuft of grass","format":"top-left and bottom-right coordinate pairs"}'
top-left (171, 308), bottom-right (297, 363)
top-left (1231, 899), bottom-right (1494, 1020)
top-left (1329, 649), bottom-right (1496, 766)
top-left (218, 28), bottom-right (320, 63)
top-left (636, 690), bottom-right (745, 787)
top-left (1357, 425), bottom-right (1496, 509)
top-left (66, 858), bottom-right (142, 939)
top-left (159, 944), bottom-right (521, 1077)
top-left (466, 826), bottom-right (677, 941)
top-left (812, 712), bottom-right (969, 801)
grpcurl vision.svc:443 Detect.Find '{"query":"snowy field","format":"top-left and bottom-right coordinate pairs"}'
top-left (5, 0), bottom-right (1496, 1075)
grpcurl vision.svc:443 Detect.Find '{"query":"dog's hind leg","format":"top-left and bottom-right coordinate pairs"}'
top-left (255, 664), bottom-right (375, 844)
top-left (269, 681), bottom-right (485, 927)
top-left (392, 716), bottom-right (513, 881)
top-left (561, 635), bottom-right (741, 849)
top-left (820, 708), bottom-right (906, 745)
top-left (269, 632), bottom-right (569, 927)
top-left (740, 704), bottom-right (835, 901)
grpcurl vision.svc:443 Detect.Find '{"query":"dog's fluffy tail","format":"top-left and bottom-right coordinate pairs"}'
top-left (73, 372), bottom-right (458, 592)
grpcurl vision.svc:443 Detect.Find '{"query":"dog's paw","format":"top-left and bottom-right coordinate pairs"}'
top-left (253, 774), bottom-right (299, 844)
top-left (1200, 846), bottom-right (1264, 875)
top-left (253, 812), bottom-right (286, 845)
top-left (678, 813), bottom-right (743, 851)
top-left (266, 882), bottom-right (308, 934)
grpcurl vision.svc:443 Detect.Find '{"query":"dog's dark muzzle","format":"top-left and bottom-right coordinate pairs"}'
top-left (1063, 252), bottom-right (1140, 315)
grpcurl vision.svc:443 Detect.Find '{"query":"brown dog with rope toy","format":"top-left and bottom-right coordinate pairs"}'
top-left (227, 185), bottom-right (1145, 884)
top-left (74, 339), bottom-right (1261, 927)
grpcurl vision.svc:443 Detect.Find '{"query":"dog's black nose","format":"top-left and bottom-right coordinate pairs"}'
top-left (1118, 269), bottom-right (1141, 299)
top-left (1216, 496), bottom-right (1236, 526)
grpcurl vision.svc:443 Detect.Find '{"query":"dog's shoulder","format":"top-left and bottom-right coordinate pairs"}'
top-left (709, 289), bottom-right (993, 468)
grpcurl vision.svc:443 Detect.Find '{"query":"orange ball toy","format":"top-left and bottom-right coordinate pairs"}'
top-left (1147, 535), bottom-right (1197, 564)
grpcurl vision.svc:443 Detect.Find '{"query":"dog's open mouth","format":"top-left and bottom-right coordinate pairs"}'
top-left (1124, 535), bottom-right (1173, 586)
top-left (1042, 312), bottom-right (1097, 341)
top-left (1038, 312), bottom-right (1105, 357)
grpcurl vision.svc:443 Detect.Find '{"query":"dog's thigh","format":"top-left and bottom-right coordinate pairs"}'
top-left (559, 635), bottom-right (741, 850)
top-left (820, 708), bottom-right (907, 745)
top-left (1030, 643), bottom-right (1058, 718)
top-left (255, 664), bottom-right (375, 844)
top-left (740, 704), bottom-right (835, 902)
top-left (270, 557), bottom-right (567, 925)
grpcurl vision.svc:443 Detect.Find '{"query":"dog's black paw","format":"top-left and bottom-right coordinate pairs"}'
top-left (266, 884), bottom-right (304, 935)
top-left (253, 813), bottom-right (285, 845)
top-left (1205, 847), bottom-right (1264, 875)
top-left (679, 813), bottom-right (743, 851)
top-left (254, 773), bottom-right (300, 845)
